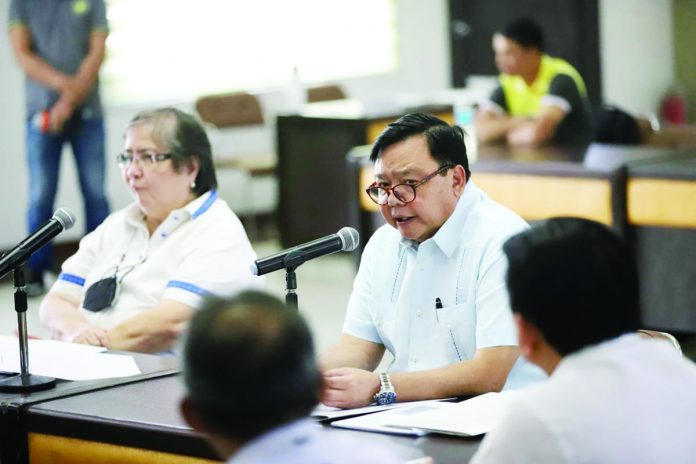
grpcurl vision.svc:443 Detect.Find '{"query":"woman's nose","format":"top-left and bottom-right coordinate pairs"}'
top-left (126, 161), bottom-right (143, 178)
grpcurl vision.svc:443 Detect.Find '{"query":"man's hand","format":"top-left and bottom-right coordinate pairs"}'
top-left (70, 323), bottom-right (109, 347)
top-left (322, 367), bottom-right (381, 409)
top-left (506, 125), bottom-right (540, 147)
top-left (60, 75), bottom-right (91, 107)
top-left (506, 105), bottom-right (567, 147)
top-left (48, 96), bottom-right (74, 133)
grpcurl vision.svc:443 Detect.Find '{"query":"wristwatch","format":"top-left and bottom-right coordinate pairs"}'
top-left (373, 372), bottom-right (397, 405)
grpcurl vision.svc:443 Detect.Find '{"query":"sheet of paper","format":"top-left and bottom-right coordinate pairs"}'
top-left (0, 335), bottom-right (141, 381)
top-left (386, 391), bottom-right (521, 437)
top-left (312, 398), bottom-right (453, 420)
top-left (330, 401), bottom-right (452, 436)
top-left (0, 336), bottom-right (106, 355)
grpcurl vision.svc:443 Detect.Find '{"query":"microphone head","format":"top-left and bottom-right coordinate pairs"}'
top-left (337, 227), bottom-right (360, 252)
top-left (53, 208), bottom-right (77, 230)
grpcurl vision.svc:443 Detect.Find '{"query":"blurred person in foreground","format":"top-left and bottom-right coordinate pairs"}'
top-left (472, 217), bottom-right (696, 463)
top-left (39, 108), bottom-right (261, 353)
top-left (320, 113), bottom-right (545, 410)
top-left (475, 17), bottom-right (593, 147)
top-left (180, 291), bottom-right (401, 464)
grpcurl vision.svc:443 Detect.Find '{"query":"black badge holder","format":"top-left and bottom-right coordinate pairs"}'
top-left (82, 240), bottom-right (129, 312)
top-left (81, 230), bottom-right (148, 312)
top-left (82, 276), bottom-right (118, 312)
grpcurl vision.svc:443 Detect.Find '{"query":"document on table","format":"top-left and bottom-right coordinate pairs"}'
top-left (312, 398), bottom-right (454, 421)
top-left (0, 335), bottom-right (141, 381)
top-left (385, 391), bottom-right (521, 437)
top-left (330, 400), bottom-right (452, 436)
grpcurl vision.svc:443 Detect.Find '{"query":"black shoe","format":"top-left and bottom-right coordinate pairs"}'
top-left (25, 270), bottom-right (46, 298)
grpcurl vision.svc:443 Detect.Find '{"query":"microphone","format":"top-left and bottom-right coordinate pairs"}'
top-left (0, 208), bottom-right (77, 280)
top-left (251, 227), bottom-right (359, 276)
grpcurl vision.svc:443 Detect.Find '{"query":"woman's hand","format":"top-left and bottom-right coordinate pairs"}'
top-left (70, 323), bottom-right (109, 347)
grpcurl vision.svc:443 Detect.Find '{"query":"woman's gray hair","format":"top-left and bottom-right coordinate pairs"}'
top-left (127, 108), bottom-right (217, 196)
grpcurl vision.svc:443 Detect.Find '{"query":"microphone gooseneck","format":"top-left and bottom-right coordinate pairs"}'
top-left (251, 227), bottom-right (360, 276)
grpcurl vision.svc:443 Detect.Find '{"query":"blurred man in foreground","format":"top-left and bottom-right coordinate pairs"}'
top-left (472, 218), bottom-right (696, 463)
top-left (180, 291), bottom-right (400, 463)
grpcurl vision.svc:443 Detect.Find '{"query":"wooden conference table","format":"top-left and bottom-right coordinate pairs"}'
top-left (10, 373), bottom-right (482, 464)
top-left (0, 351), bottom-right (179, 463)
top-left (625, 151), bottom-right (696, 332)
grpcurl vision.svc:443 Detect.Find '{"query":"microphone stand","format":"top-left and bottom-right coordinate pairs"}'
top-left (0, 267), bottom-right (56, 392)
top-left (282, 251), bottom-right (306, 310)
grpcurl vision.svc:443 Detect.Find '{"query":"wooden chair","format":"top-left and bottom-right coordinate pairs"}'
top-left (307, 85), bottom-right (346, 103)
top-left (637, 329), bottom-right (682, 354)
top-left (195, 92), bottom-right (276, 238)
top-left (195, 92), bottom-right (264, 128)
top-left (194, 92), bottom-right (275, 174)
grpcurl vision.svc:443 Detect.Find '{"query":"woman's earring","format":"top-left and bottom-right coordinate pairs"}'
top-left (190, 180), bottom-right (196, 190)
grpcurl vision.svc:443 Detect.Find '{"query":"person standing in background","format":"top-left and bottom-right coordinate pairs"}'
top-left (8, 0), bottom-right (110, 296)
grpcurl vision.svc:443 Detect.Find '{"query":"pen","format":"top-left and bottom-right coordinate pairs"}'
top-left (435, 297), bottom-right (443, 322)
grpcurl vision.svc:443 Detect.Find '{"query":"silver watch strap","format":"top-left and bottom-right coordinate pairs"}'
top-left (379, 372), bottom-right (393, 389)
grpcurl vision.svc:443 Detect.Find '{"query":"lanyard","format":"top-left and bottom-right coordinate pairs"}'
top-left (109, 229), bottom-right (148, 283)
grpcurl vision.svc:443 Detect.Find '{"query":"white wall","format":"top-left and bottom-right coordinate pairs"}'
top-left (600, 0), bottom-right (674, 115)
top-left (0, 0), bottom-right (676, 249)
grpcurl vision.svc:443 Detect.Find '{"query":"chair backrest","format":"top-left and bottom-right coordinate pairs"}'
top-left (592, 105), bottom-right (641, 145)
top-left (637, 329), bottom-right (682, 354)
top-left (307, 85), bottom-right (346, 103)
top-left (195, 92), bottom-right (264, 128)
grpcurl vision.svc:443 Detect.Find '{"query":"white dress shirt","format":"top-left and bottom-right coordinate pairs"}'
top-left (343, 181), bottom-right (546, 389)
top-left (472, 334), bottom-right (696, 464)
top-left (52, 190), bottom-right (262, 329)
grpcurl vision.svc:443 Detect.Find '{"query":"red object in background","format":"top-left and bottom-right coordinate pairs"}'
top-left (32, 110), bottom-right (50, 133)
top-left (661, 92), bottom-right (688, 125)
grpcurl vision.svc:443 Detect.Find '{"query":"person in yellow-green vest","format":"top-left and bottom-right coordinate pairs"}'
top-left (475, 17), bottom-right (593, 147)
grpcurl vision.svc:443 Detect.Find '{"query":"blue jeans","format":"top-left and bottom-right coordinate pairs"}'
top-left (26, 112), bottom-right (110, 274)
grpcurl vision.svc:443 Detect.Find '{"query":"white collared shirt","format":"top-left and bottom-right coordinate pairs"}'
top-left (228, 418), bottom-right (401, 464)
top-left (343, 181), bottom-right (546, 388)
top-left (52, 190), bottom-right (263, 329)
top-left (472, 334), bottom-right (696, 464)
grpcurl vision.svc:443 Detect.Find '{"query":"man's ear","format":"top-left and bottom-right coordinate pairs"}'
top-left (451, 164), bottom-right (467, 198)
top-left (181, 395), bottom-right (241, 461)
top-left (515, 313), bottom-right (542, 361)
top-left (180, 396), bottom-right (209, 434)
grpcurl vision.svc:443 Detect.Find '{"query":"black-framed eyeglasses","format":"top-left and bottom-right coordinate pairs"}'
top-left (116, 151), bottom-right (172, 169)
top-left (365, 164), bottom-right (455, 205)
